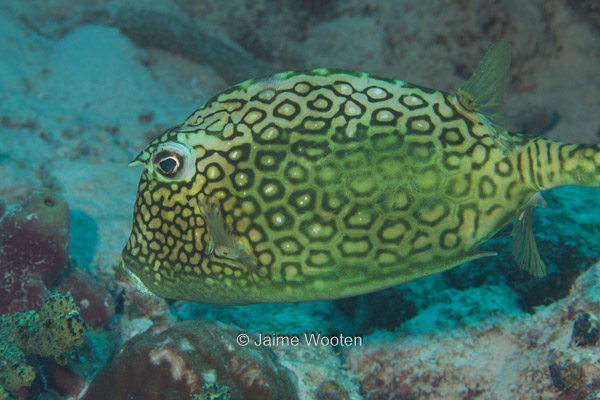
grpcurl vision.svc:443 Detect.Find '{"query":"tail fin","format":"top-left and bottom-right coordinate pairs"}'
top-left (524, 138), bottom-right (600, 190)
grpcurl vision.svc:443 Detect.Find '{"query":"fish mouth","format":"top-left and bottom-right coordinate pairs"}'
top-left (117, 253), bottom-right (156, 297)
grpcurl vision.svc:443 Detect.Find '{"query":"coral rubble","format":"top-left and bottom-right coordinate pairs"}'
top-left (0, 294), bottom-right (85, 394)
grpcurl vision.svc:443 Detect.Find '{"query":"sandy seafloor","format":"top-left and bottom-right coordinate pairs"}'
top-left (1, 0), bottom-right (600, 399)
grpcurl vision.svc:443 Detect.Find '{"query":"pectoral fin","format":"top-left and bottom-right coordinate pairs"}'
top-left (204, 202), bottom-right (255, 268)
top-left (511, 193), bottom-right (547, 278)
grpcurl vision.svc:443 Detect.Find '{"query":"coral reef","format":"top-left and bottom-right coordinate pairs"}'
top-left (345, 261), bottom-right (600, 399)
top-left (0, 189), bottom-right (70, 314)
top-left (0, 189), bottom-right (115, 329)
top-left (0, 294), bottom-right (85, 394)
top-left (1, 1), bottom-right (600, 399)
top-left (83, 320), bottom-right (298, 400)
top-left (0, 189), bottom-right (113, 397)
top-left (54, 267), bottom-right (114, 329)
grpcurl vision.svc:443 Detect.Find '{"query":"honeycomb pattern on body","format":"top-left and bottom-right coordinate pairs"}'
top-left (123, 69), bottom-right (560, 303)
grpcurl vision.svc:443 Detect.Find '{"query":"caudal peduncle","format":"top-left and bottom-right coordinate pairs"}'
top-left (526, 138), bottom-right (600, 191)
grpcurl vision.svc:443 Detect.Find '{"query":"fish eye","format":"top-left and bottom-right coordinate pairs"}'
top-left (150, 142), bottom-right (196, 182)
top-left (154, 152), bottom-right (182, 176)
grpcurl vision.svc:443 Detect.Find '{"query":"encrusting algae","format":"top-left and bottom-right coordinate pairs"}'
top-left (120, 39), bottom-right (600, 305)
top-left (0, 294), bottom-right (85, 395)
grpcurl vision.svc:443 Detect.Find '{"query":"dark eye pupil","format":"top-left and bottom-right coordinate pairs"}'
top-left (153, 148), bottom-right (186, 178)
top-left (159, 157), bottom-right (178, 174)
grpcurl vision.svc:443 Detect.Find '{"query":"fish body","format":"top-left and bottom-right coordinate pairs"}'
top-left (121, 41), bottom-right (600, 305)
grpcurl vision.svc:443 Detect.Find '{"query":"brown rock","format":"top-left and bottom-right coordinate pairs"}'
top-left (83, 320), bottom-right (298, 400)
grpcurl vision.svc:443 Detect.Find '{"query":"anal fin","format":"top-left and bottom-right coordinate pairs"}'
top-left (511, 193), bottom-right (547, 278)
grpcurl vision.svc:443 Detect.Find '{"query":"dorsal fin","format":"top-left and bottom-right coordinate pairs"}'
top-left (457, 39), bottom-right (511, 127)
top-left (511, 192), bottom-right (547, 278)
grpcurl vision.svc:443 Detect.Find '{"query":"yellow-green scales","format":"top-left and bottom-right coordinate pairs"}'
top-left (120, 41), bottom-right (600, 305)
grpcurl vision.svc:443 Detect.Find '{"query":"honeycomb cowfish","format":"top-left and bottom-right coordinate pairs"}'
top-left (120, 40), bottom-right (600, 305)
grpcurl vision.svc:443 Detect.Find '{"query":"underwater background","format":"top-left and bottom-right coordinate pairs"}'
top-left (0, 0), bottom-right (599, 399)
